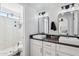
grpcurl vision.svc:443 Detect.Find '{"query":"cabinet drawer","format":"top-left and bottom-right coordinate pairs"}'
top-left (57, 44), bottom-right (79, 56)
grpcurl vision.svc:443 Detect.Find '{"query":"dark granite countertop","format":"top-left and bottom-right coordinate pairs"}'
top-left (30, 37), bottom-right (79, 48)
top-left (30, 33), bottom-right (79, 48)
top-left (30, 33), bottom-right (79, 38)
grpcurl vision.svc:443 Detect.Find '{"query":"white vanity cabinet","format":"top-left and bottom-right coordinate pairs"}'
top-left (30, 39), bottom-right (43, 56)
top-left (30, 38), bottom-right (79, 56)
top-left (43, 41), bottom-right (56, 56)
top-left (30, 39), bottom-right (56, 56)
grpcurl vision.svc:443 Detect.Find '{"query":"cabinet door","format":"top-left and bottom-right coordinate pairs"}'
top-left (51, 43), bottom-right (56, 56)
top-left (30, 39), bottom-right (42, 56)
top-left (30, 44), bottom-right (42, 56)
top-left (57, 44), bottom-right (79, 56)
top-left (43, 48), bottom-right (52, 56)
top-left (43, 41), bottom-right (56, 56)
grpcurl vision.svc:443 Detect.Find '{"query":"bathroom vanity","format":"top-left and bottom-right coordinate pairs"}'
top-left (30, 33), bottom-right (79, 56)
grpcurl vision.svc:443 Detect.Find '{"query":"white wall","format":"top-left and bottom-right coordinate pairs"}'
top-left (24, 4), bottom-right (38, 55)
top-left (25, 3), bottom-right (69, 35)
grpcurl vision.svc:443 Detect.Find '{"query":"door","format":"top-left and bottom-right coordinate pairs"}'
top-left (5, 17), bottom-right (20, 48)
top-left (0, 16), bottom-right (7, 50)
top-left (0, 14), bottom-right (20, 51)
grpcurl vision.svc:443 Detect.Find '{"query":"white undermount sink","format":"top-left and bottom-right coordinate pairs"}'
top-left (33, 35), bottom-right (46, 39)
